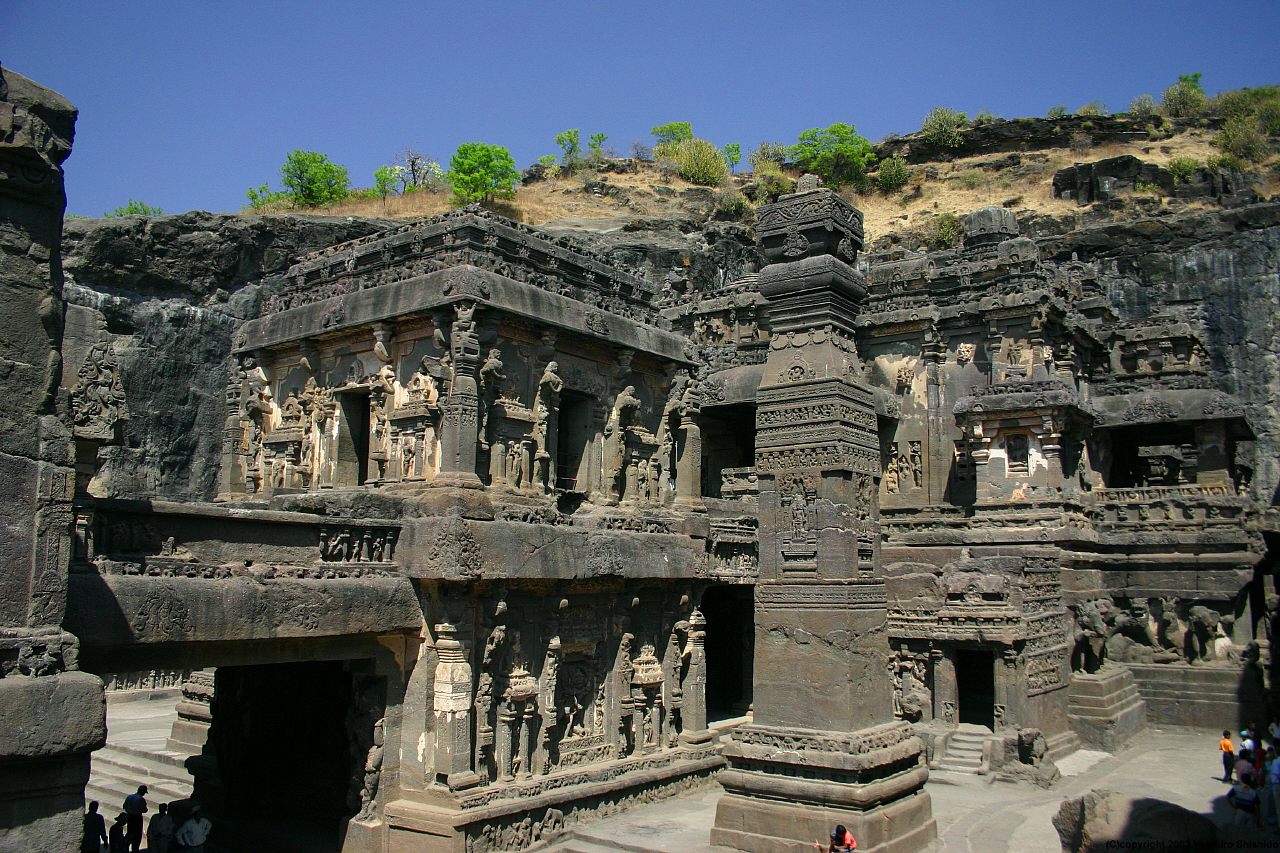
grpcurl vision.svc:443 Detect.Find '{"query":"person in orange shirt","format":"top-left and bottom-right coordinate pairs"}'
top-left (1222, 730), bottom-right (1237, 782)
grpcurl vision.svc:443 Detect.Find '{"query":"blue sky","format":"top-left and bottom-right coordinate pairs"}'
top-left (5, 1), bottom-right (1279, 217)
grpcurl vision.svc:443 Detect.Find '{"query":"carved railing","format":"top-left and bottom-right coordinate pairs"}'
top-left (1094, 483), bottom-right (1234, 501)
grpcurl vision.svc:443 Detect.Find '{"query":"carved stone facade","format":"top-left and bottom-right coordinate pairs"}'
top-left (4, 60), bottom-right (1272, 852)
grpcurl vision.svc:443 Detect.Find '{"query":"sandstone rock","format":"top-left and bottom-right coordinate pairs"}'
top-left (1052, 789), bottom-right (1216, 853)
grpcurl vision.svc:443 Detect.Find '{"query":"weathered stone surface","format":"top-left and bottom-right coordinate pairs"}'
top-left (1052, 788), bottom-right (1216, 853)
top-left (0, 671), bottom-right (105, 757)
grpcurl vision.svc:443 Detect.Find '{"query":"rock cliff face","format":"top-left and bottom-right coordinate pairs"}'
top-left (1038, 203), bottom-right (1280, 500)
top-left (60, 203), bottom-right (1280, 505)
top-left (61, 212), bottom-right (387, 500)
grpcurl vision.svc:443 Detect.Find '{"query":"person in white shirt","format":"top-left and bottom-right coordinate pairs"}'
top-left (173, 806), bottom-right (211, 852)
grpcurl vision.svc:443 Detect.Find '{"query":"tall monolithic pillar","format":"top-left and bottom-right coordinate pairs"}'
top-left (0, 67), bottom-right (107, 849)
top-left (711, 181), bottom-right (935, 853)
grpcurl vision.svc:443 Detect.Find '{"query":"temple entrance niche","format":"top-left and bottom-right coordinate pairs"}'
top-left (557, 390), bottom-right (594, 492)
top-left (700, 404), bottom-right (756, 498)
top-left (202, 661), bottom-right (384, 853)
top-left (1104, 423), bottom-right (1197, 487)
top-left (335, 392), bottom-right (371, 487)
top-left (700, 584), bottom-right (754, 722)
top-left (956, 648), bottom-right (995, 728)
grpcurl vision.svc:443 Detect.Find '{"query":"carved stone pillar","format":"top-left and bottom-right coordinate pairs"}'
top-left (435, 303), bottom-right (483, 488)
top-left (713, 184), bottom-right (935, 853)
top-left (674, 394), bottom-right (704, 511)
top-left (166, 669), bottom-right (214, 754)
top-left (432, 623), bottom-right (479, 790)
top-left (680, 609), bottom-right (711, 745)
top-left (217, 368), bottom-right (248, 499)
top-left (0, 68), bottom-right (106, 853)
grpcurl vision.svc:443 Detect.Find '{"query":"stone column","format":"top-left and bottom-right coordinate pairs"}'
top-left (166, 669), bottom-right (214, 754)
top-left (674, 404), bottom-right (705, 511)
top-left (679, 609), bottom-right (711, 745)
top-left (434, 303), bottom-right (483, 488)
top-left (216, 369), bottom-right (247, 499)
top-left (432, 623), bottom-right (479, 790)
top-left (0, 68), bottom-right (106, 852)
top-left (712, 183), bottom-right (935, 853)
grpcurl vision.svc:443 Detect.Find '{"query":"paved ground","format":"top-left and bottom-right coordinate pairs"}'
top-left (544, 727), bottom-right (1280, 852)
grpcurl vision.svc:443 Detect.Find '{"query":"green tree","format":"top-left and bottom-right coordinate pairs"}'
top-left (721, 142), bottom-right (741, 174)
top-left (588, 132), bottom-right (608, 161)
top-left (651, 121), bottom-right (693, 147)
top-left (447, 142), bottom-right (520, 205)
top-left (788, 123), bottom-right (875, 188)
top-left (1162, 73), bottom-right (1206, 117)
top-left (921, 107), bottom-right (968, 148)
top-left (555, 129), bottom-right (581, 167)
top-left (373, 165), bottom-right (399, 201)
top-left (104, 199), bottom-right (164, 217)
top-left (279, 150), bottom-right (350, 207)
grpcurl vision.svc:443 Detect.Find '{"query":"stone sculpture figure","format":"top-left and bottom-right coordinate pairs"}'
top-left (534, 362), bottom-right (563, 492)
top-left (478, 348), bottom-right (506, 450)
top-left (279, 390), bottom-right (304, 426)
top-left (71, 338), bottom-right (128, 441)
top-left (604, 385), bottom-right (642, 503)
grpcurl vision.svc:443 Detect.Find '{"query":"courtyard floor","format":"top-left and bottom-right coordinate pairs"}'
top-left (542, 727), bottom-right (1280, 852)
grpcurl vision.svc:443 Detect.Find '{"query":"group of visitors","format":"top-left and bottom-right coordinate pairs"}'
top-left (1220, 722), bottom-right (1280, 828)
top-left (81, 786), bottom-right (212, 853)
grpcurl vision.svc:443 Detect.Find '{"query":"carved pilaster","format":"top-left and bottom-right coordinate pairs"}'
top-left (433, 622), bottom-right (479, 790)
top-left (434, 303), bottom-right (483, 487)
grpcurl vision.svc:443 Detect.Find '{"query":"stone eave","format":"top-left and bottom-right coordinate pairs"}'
top-left (1090, 388), bottom-right (1253, 437)
top-left (235, 266), bottom-right (694, 365)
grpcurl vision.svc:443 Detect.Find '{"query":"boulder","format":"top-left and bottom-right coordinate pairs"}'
top-left (1052, 789), bottom-right (1216, 853)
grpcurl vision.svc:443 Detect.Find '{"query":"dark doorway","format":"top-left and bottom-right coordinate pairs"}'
top-left (699, 404), bottom-right (756, 498)
top-left (335, 393), bottom-right (370, 486)
top-left (206, 661), bottom-right (357, 852)
top-left (557, 390), bottom-right (593, 491)
top-left (956, 649), bottom-right (995, 728)
top-left (701, 585), bottom-right (755, 722)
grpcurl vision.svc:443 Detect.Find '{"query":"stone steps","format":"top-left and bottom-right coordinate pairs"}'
top-left (1067, 667), bottom-right (1148, 752)
top-left (936, 730), bottom-right (989, 773)
top-left (87, 745), bottom-right (195, 809)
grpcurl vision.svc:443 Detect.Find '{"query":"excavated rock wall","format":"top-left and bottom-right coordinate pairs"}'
top-left (1038, 203), bottom-right (1280, 501)
top-left (61, 212), bottom-right (387, 500)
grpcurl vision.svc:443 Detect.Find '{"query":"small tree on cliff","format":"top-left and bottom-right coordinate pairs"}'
top-left (788, 123), bottom-right (875, 189)
top-left (447, 142), bottom-right (520, 206)
top-left (280, 150), bottom-right (350, 207)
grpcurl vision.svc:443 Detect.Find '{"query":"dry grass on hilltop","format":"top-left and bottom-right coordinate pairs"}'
top-left (246, 127), bottom-right (1277, 240)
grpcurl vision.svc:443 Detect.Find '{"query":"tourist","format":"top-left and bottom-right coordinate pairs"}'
top-left (1235, 748), bottom-right (1256, 784)
top-left (1242, 729), bottom-right (1256, 755)
top-left (108, 813), bottom-right (130, 853)
top-left (1269, 748), bottom-right (1280, 828)
top-left (814, 824), bottom-right (857, 851)
top-left (1269, 719), bottom-right (1280, 748)
top-left (173, 805), bottom-right (212, 852)
top-left (1229, 775), bottom-right (1262, 828)
top-left (81, 800), bottom-right (108, 853)
top-left (121, 784), bottom-right (148, 853)
top-left (146, 802), bottom-right (175, 853)
top-left (1221, 730), bottom-right (1236, 782)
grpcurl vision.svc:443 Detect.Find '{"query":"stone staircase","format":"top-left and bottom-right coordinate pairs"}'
top-left (934, 725), bottom-right (991, 774)
top-left (1067, 665), bottom-right (1147, 752)
top-left (87, 742), bottom-right (195, 810)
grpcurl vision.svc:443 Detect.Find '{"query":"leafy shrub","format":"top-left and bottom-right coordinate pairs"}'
top-left (712, 189), bottom-right (753, 221)
top-left (280, 150), bottom-right (350, 207)
top-left (929, 212), bottom-right (961, 249)
top-left (373, 165), bottom-right (398, 200)
top-left (973, 109), bottom-right (999, 125)
top-left (1167, 156), bottom-right (1201, 184)
top-left (746, 160), bottom-right (795, 203)
top-left (921, 107), bottom-right (967, 149)
top-left (673, 138), bottom-right (729, 186)
top-left (1047, 105), bottom-right (1068, 119)
top-left (748, 141), bottom-right (788, 169)
top-left (721, 142), bottom-right (741, 173)
top-left (535, 154), bottom-right (561, 180)
top-left (1212, 90), bottom-right (1258, 121)
top-left (1162, 73), bottom-right (1206, 118)
top-left (447, 142), bottom-right (520, 205)
top-left (651, 122), bottom-right (693, 147)
top-left (875, 156), bottom-right (911, 194)
top-left (1069, 131), bottom-right (1094, 154)
top-left (788, 122), bottom-right (875, 188)
top-left (1133, 180), bottom-right (1161, 195)
top-left (588, 132), bottom-right (608, 162)
top-left (555, 129), bottom-right (582, 169)
top-left (1128, 94), bottom-right (1159, 119)
top-left (1077, 100), bottom-right (1107, 116)
top-left (1206, 153), bottom-right (1247, 172)
top-left (246, 184), bottom-right (288, 210)
top-left (1257, 100), bottom-right (1280, 136)
top-left (104, 199), bottom-right (164, 217)
top-left (1214, 116), bottom-right (1269, 163)
top-left (950, 170), bottom-right (983, 190)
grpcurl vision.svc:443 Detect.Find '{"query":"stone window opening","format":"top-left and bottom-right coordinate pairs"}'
top-left (556, 390), bottom-right (594, 492)
top-left (335, 391), bottom-right (372, 487)
top-left (1005, 433), bottom-right (1030, 476)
